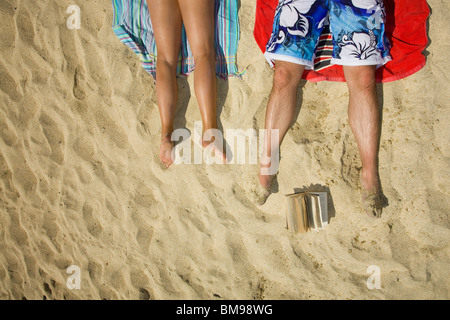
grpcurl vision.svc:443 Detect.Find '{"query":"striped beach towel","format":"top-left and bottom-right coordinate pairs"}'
top-left (111, 0), bottom-right (244, 80)
top-left (313, 25), bottom-right (333, 72)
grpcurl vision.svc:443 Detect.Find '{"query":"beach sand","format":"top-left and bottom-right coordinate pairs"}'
top-left (0, 0), bottom-right (448, 299)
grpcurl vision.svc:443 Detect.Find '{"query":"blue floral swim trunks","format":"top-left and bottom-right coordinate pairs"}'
top-left (265, 0), bottom-right (392, 69)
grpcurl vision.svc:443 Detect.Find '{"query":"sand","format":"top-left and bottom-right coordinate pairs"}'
top-left (0, 0), bottom-right (449, 300)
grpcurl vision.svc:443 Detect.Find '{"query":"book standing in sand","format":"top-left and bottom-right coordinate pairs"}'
top-left (285, 192), bottom-right (328, 233)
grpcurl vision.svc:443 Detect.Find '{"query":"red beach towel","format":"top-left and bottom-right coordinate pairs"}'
top-left (253, 0), bottom-right (430, 83)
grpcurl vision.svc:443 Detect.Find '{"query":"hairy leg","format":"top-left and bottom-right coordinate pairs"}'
top-left (177, 0), bottom-right (226, 162)
top-left (146, 0), bottom-right (182, 167)
top-left (256, 61), bottom-right (305, 204)
top-left (343, 65), bottom-right (383, 217)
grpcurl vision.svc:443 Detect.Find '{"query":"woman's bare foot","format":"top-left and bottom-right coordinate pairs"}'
top-left (200, 135), bottom-right (227, 163)
top-left (160, 133), bottom-right (174, 168)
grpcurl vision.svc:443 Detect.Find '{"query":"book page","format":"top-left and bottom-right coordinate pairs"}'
top-left (307, 195), bottom-right (319, 231)
top-left (285, 193), bottom-right (308, 233)
top-left (310, 192), bottom-right (328, 227)
top-left (314, 195), bottom-right (323, 229)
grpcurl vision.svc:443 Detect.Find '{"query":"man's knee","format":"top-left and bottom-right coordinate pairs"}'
top-left (345, 65), bottom-right (377, 92)
top-left (272, 62), bottom-right (304, 92)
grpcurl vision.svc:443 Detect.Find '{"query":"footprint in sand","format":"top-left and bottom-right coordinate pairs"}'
top-left (83, 202), bottom-right (103, 238)
top-left (73, 66), bottom-right (87, 101)
top-left (39, 111), bottom-right (66, 165)
top-left (0, 109), bottom-right (18, 147)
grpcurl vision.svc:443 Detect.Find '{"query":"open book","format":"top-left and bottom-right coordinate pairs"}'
top-left (285, 192), bottom-right (328, 233)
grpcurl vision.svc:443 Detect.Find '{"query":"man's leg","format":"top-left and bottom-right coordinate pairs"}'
top-left (256, 61), bottom-right (305, 204)
top-left (343, 65), bottom-right (383, 217)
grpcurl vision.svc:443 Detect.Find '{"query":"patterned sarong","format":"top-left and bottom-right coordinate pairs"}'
top-left (111, 0), bottom-right (244, 80)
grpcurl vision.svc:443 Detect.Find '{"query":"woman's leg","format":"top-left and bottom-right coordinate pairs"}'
top-left (146, 0), bottom-right (182, 167)
top-left (177, 0), bottom-right (226, 162)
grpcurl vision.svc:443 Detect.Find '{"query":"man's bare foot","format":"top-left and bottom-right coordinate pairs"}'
top-left (362, 187), bottom-right (383, 218)
top-left (252, 183), bottom-right (271, 206)
top-left (253, 164), bottom-right (275, 205)
top-left (258, 170), bottom-right (274, 190)
top-left (360, 170), bottom-right (383, 218)
top-left (160, 133), bottom-right (174, 168)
